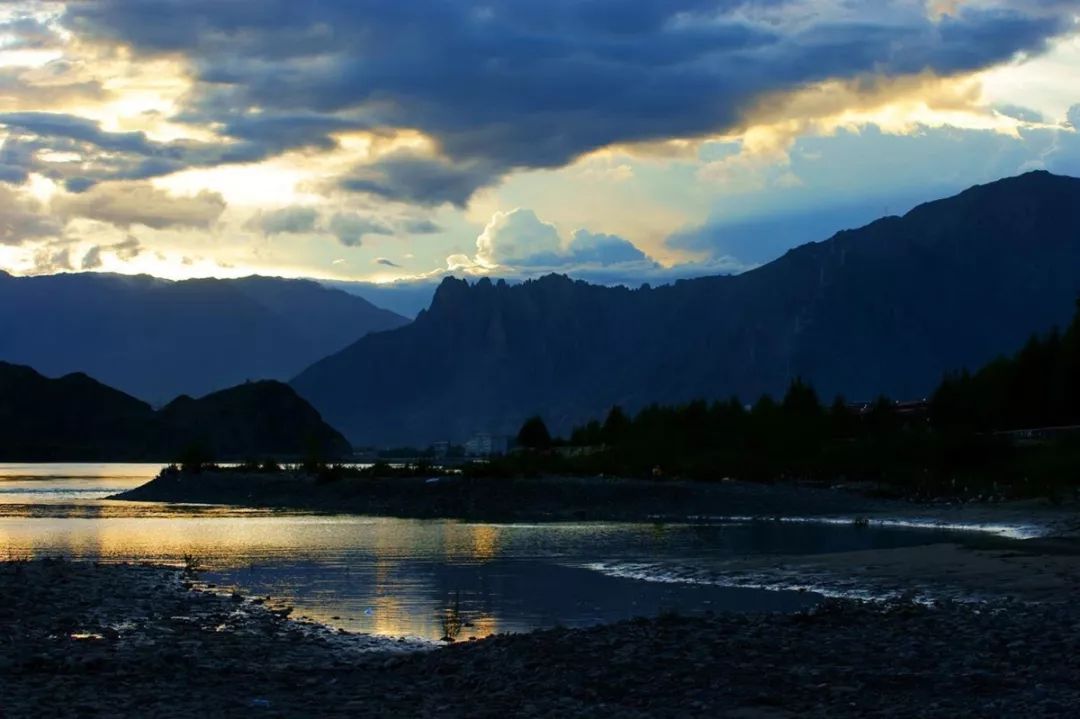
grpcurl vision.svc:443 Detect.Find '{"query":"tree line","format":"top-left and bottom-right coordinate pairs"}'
top-left (510, 300), bottom-right (1080, 499)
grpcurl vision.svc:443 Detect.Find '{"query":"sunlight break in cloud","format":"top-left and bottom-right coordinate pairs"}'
top-left (0, 1), bottom-right (1072, 288)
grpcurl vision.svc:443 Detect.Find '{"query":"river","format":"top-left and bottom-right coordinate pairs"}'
top-left (0, 463), bottom-right (1010, 642)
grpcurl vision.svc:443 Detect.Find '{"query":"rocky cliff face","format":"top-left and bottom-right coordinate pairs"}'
top-left (292, 171), bottom-right (1080, 445)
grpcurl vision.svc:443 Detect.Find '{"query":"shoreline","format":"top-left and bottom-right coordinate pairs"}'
top-left (5, 557), bottom-right (1080, 717)
top-left (110, 468), bottom-right (1080, 535)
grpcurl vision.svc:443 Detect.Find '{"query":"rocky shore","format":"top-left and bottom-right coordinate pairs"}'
top-left (4, 558), bottom-right (1080, 717)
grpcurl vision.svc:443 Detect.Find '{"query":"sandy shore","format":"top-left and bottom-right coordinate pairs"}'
top-left (3, 558), bottom-right (1080, 717)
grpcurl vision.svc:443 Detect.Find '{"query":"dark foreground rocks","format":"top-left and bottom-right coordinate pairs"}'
top-left (2, 559), bottom-right (1079, 717)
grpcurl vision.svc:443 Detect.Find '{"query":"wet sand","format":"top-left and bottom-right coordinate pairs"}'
top-left (592, 539), bottom-right (1080, 604)
top-left (4, 558), bottom-right (1080, 717)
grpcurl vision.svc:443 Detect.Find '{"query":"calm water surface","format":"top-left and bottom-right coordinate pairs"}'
top-left (0, 463), bottom-right (993, 641)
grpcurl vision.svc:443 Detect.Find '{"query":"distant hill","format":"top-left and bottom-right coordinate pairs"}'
top-left (292, 171), bottom-right (1080, 445)
top-left (0, 362), bottom-right (351, 461)
top-left (0, 273), bottom-right (408, 404)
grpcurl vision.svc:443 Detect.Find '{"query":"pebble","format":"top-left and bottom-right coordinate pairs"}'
top-left (3, 559), bottom-right (1080, 717)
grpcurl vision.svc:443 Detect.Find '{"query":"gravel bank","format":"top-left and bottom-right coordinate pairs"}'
top-left (3, 558), bottom-right (1080, 717)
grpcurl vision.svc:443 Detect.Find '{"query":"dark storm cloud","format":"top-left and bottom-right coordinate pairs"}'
top-left (339, 152), bottom-right (499, 207)
top-left (0, 112), bottom-right (265, 190)
top-left (58, 1), bottom-right (1078, 203)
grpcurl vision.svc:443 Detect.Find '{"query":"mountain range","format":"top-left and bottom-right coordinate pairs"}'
top-left (0, 362), bottom-right (350, 461)
top-left (0, 273), bottom-right (407, 403)
top-left (292, 171), bottom-right (1080, 445)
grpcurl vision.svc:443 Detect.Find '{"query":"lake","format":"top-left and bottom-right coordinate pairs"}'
top-left (0, 463), bottom-right (1006, 642)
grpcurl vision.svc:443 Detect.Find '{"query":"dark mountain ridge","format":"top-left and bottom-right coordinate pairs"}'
top-left (0, 362), bottom-right (351, 461)
top-left (0, 272), bottom-right (409, 403)
top-left (292, 171), bottom-right (1080, 445)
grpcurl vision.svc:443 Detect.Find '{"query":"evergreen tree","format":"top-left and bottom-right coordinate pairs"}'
top-left (517, 415), bottom-right (553, 450)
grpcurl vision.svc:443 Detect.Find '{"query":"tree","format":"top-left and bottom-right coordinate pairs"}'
top-left (601, 406), bottom-right (630, 445)
top-left (782, 378), bottom-right (823, 420)
top-left (517, 415), bottom-right (552, 450)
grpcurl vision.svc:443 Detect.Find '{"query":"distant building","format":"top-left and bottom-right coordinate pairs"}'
top-left (429, 441), bottom-right (451, 458)
top-left (464, 433), bottom-right (508, 457)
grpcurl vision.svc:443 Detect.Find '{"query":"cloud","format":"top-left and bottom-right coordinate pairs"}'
top-left (245, 205), bottom-right (319, 235)
top-left (81, 235), bottom-right (145, 269)
top-left (476, 209), bottom-right (562, 267)
top-left (566, 230), bottom-right (647, 265)
top-left (59, 1), bottom-right (1077, 205)
top-left (375, 257), bottom-right (401, 268)
top-left (80, 245), bottom-right (102, 269)
top-left (995, 104), bottom-right (1045, 123)
top-left (1068, 105), bottom-right (1080, 129)
top-left (52, 181), bottom-right (226, 229)
top-left (0, 185), bottom-right (62, 245)
top-left (31, 245), bottom-right (72, 274)
top-left (401, 217), bottom-right (442, 234)
top-left (473, 207), bottom-right (655, 271)
top-left (339, 151), bottom-right (498, 207)
top-left (328, 212), bottom-right (394, 247)
top-left (0, 112), bottom-right (276, 190)
top-left (0, 16), bottom-right (65, 51)
top-left (112, 235), bottom-right (143, 260)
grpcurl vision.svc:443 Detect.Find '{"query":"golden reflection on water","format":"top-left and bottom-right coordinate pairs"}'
top-left (468, 524), bottom-right (501, 562)
top-left (0, 510), bottom-right (528, 640)
top-left (6, 465), bottom-right (815, 642)
top-left (0, 515), bottom-right (513, 567)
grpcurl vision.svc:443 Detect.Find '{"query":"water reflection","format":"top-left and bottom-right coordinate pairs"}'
top-left (0, 463), bottom-right (999, 642)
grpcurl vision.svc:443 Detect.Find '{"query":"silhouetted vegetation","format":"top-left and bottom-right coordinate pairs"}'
top-left (0, 364), bottom-right (353, 462)
top-left (932, 299), bottom-right (1080, 432)
top-left (517, 416), bottom-right (553, 450)
top-left (500, 301), bottom-right (1080, 500)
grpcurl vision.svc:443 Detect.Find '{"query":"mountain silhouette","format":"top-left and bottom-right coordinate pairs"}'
top-left (0, 273), bottom-right (408, 404)
top-left (292, 171), bottom-right (1080, 445)
top-left (0, 362), bottom-right (351, 461)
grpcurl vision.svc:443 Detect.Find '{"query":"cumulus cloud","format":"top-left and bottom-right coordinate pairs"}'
top-left (473, 208), bottom-right (656, 272)
top-left (567, 230), bottom-right (648, 265)
top-left (52, 181), bottom-right (226, 229)
top-left (476, 209), bottom-right (562, 267)
top-left (245, 206), bottom-right (319, 235)
top-left (57, 0), bottom-right (1077, 205)
top-left (328, 212), bottom-right (394, 247)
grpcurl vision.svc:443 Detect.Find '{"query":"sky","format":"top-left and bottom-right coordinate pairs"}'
top-left (0, 0), bottom-right (1078, 308)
